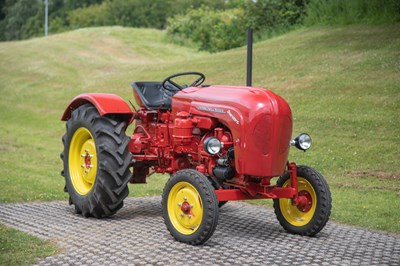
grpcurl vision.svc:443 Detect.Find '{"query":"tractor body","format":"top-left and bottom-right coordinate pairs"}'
top-left (61, 74), bottom-right (331, 245)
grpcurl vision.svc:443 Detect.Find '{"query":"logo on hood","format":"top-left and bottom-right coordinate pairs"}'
top-left (227, 110), bottom-right (239, 125)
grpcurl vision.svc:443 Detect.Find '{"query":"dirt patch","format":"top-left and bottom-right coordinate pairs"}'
top-left (346, 170), bottom-right (399, 180)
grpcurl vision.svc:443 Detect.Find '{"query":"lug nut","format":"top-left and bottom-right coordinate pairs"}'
top-left (183, 196), bottom-right (187, 201)
top-left (180, 213), bottom-right (184, 217)
top-left (177, 203), bottom-right (181, 207)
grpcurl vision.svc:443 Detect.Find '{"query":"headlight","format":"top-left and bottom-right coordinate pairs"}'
top-left (290, 133), bottom-right (312, 151)
top-left (204, 137), bottom-right (222, 155)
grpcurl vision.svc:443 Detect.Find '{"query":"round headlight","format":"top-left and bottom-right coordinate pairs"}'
top-left (291, 133), bottom-right (312, 151)
top-left (204, 137), bottom-right (221, 155)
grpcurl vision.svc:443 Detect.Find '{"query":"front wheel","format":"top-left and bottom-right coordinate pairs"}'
top-left (162, 169), bottom-right (219, 245)
top-left (273, 165), bottom-right (332, 236)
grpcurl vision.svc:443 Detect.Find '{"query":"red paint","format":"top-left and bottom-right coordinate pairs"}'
top-left (62, 85), bottom-right (302, 202)
top-left (297, 191), bottom-right (313, 212)
top-left (181, 202), bottom-right (191, 214)
top-left (61, 93), bottom-right (134, 123)
top-left (215, 187), bottom-right (297, 201)
top-left (172, 86), bottom-right (292, 177)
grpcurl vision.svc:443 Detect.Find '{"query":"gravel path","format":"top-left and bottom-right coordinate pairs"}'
top-left (0, 196), bottom-right (399, 265)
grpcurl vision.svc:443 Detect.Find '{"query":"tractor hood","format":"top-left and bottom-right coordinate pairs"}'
top-left (172, 85), bottom-right (293, 177)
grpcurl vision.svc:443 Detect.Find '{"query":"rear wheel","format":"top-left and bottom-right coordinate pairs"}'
top-left (273, 165), bottom-right (331, 236)
top-left (162, 169), bottom-right (219, 245)
top-left (61, 104), bottom-right (132, 218)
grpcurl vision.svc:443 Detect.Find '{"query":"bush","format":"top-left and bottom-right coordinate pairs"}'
top-left (304, 0), bottom-right (400, 25)
top-left (69, 2), bottom-right (110, 29)
top-left (167, 7), bottom-right (248, 52)
top-left (245, 0), bottom-right (307, 31)
top-left (167, 0), bottom-right (309, 52)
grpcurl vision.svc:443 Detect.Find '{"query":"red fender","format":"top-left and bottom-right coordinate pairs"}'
top-left (61, 93), bottom-right (134, 124)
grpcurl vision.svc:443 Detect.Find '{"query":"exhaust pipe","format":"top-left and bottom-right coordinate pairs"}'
top-left (246, 28), bottom-right (253, 87)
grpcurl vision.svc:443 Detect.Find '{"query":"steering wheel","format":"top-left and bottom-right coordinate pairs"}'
top-left (162, 72), bottom-right (205, 91)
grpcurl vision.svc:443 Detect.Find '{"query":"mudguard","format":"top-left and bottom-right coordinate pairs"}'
top-left (61, 93), bottom-right (134, 124)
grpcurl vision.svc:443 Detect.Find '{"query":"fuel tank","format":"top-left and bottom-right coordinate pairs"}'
top-left (172, 85), bottom-right (292, 177)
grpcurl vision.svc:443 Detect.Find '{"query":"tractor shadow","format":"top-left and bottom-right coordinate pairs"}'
top-left (112, 198), bottom-right (330, 244)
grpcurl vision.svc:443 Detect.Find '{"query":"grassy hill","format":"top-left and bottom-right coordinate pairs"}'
top-left (0, 25), bottom-right (399, 236)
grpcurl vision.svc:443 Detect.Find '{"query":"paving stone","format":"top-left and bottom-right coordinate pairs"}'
top-left (0, 196), bottom-right (399, 265)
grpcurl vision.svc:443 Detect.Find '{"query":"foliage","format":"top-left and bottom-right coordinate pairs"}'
top-left (1, 0), bottom-right (229, 39)
top-left (105, 0), bottom-right (168, 29)
top-left (0, 0), bottom-right (39, 40)
top-left (245, 0), bottom-right (308, 31)
top-left (167, 7), bottom-right (248, 52)
top-left (2, 0), bottom-right (399, 47)
top-left (304, 0), bottom-right (400, 25)
top-left (68, 1), bottom-right (109, 29)
top-left (167, 0), bottom-right (309, 52)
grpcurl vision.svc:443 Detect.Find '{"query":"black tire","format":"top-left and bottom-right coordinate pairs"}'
top-left (273, 165), bottom-right (331, 236)
top-left (162, 169), bottom-right (219, 245)
top-left (60, 104), bottom-right (132, 218)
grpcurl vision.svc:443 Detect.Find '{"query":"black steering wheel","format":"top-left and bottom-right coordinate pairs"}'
top-left (162, 72), bottom-right (205, 91)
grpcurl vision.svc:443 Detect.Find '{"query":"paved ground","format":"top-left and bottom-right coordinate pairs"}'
top-left (0, 196), bottom-right (399, 266)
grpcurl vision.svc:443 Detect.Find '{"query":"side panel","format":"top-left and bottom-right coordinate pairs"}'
top-left (61, 93), bottom-right (134, 123)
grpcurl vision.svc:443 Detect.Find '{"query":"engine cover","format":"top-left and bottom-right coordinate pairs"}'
top-left (172, 85), bottom-right (292, 177)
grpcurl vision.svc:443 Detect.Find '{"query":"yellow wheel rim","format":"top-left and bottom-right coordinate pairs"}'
top-left (279, 177), bottom-right (317, 227)
top-left (167, 181), bottom-right (203, 235)
top-left (68, 127), bottom-right (97, 195)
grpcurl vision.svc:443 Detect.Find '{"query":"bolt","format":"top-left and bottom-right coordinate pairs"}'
top-left (89, 164), bottom-right (94, 168)
top-left (85, 170), bottom-right (89, 173)
top-left (190, 204), bottom-right (194, 208)
top-left (81, 154), bottom-right (86, 157)
top-left (81, 164), bottom-right (85, 168)
top-left (85, 149), bottom-right (89, 153)
top-left (183, 196), bottom-right (187, 201)
top-left (180, 213), bottom-right (184, 217)
top-left (188, 215), bottom-right (192, 219)
top-left (177, 203), bottom-right (181, 207)
top-left (89, 154), bottom-right (94, 158)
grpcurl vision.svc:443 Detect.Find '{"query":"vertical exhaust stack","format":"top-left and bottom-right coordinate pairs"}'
top-left (246, 28), bottom-right (253, 87)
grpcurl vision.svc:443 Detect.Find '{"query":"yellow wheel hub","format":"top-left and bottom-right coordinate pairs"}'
top-left (167, 182), bottom-right (203, 235)
top-left (279, 177), bottom-right (317, 227)
top-left (68, 127), bottom-right (97, 195)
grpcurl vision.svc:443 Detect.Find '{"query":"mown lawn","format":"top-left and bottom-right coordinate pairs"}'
top-left (0, 24), bottom-right (399, 264)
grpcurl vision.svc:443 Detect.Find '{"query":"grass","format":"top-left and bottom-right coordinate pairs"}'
top-left (0, 24), bottom-right (399, 264)
top-left (0, 224), bottom-right (58, 266)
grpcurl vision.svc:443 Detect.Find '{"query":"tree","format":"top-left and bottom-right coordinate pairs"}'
top-left (1, 0), bottom-right (39, 40)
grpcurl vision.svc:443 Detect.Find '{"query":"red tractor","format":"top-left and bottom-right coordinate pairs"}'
top-left (61, 31), bottom-right (331, 245)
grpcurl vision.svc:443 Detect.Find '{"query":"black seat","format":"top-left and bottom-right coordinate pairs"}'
top-left (131, 82), bottom-right (178, 110)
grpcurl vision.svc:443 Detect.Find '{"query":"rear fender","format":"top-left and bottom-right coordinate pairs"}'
top-left (61, 93), bottom-right (134, 124)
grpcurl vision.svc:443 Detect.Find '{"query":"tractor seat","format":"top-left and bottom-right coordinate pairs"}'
top-left (131, 82), bottom-right (178, 110)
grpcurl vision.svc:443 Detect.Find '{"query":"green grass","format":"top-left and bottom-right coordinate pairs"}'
top-left (0, 224), bottom-right (58, 266)
top-left (0, 24), bottom-right (399, 264)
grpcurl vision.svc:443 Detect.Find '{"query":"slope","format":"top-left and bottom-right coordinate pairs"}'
top-left (0, 24), bottom-right (399, 233)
